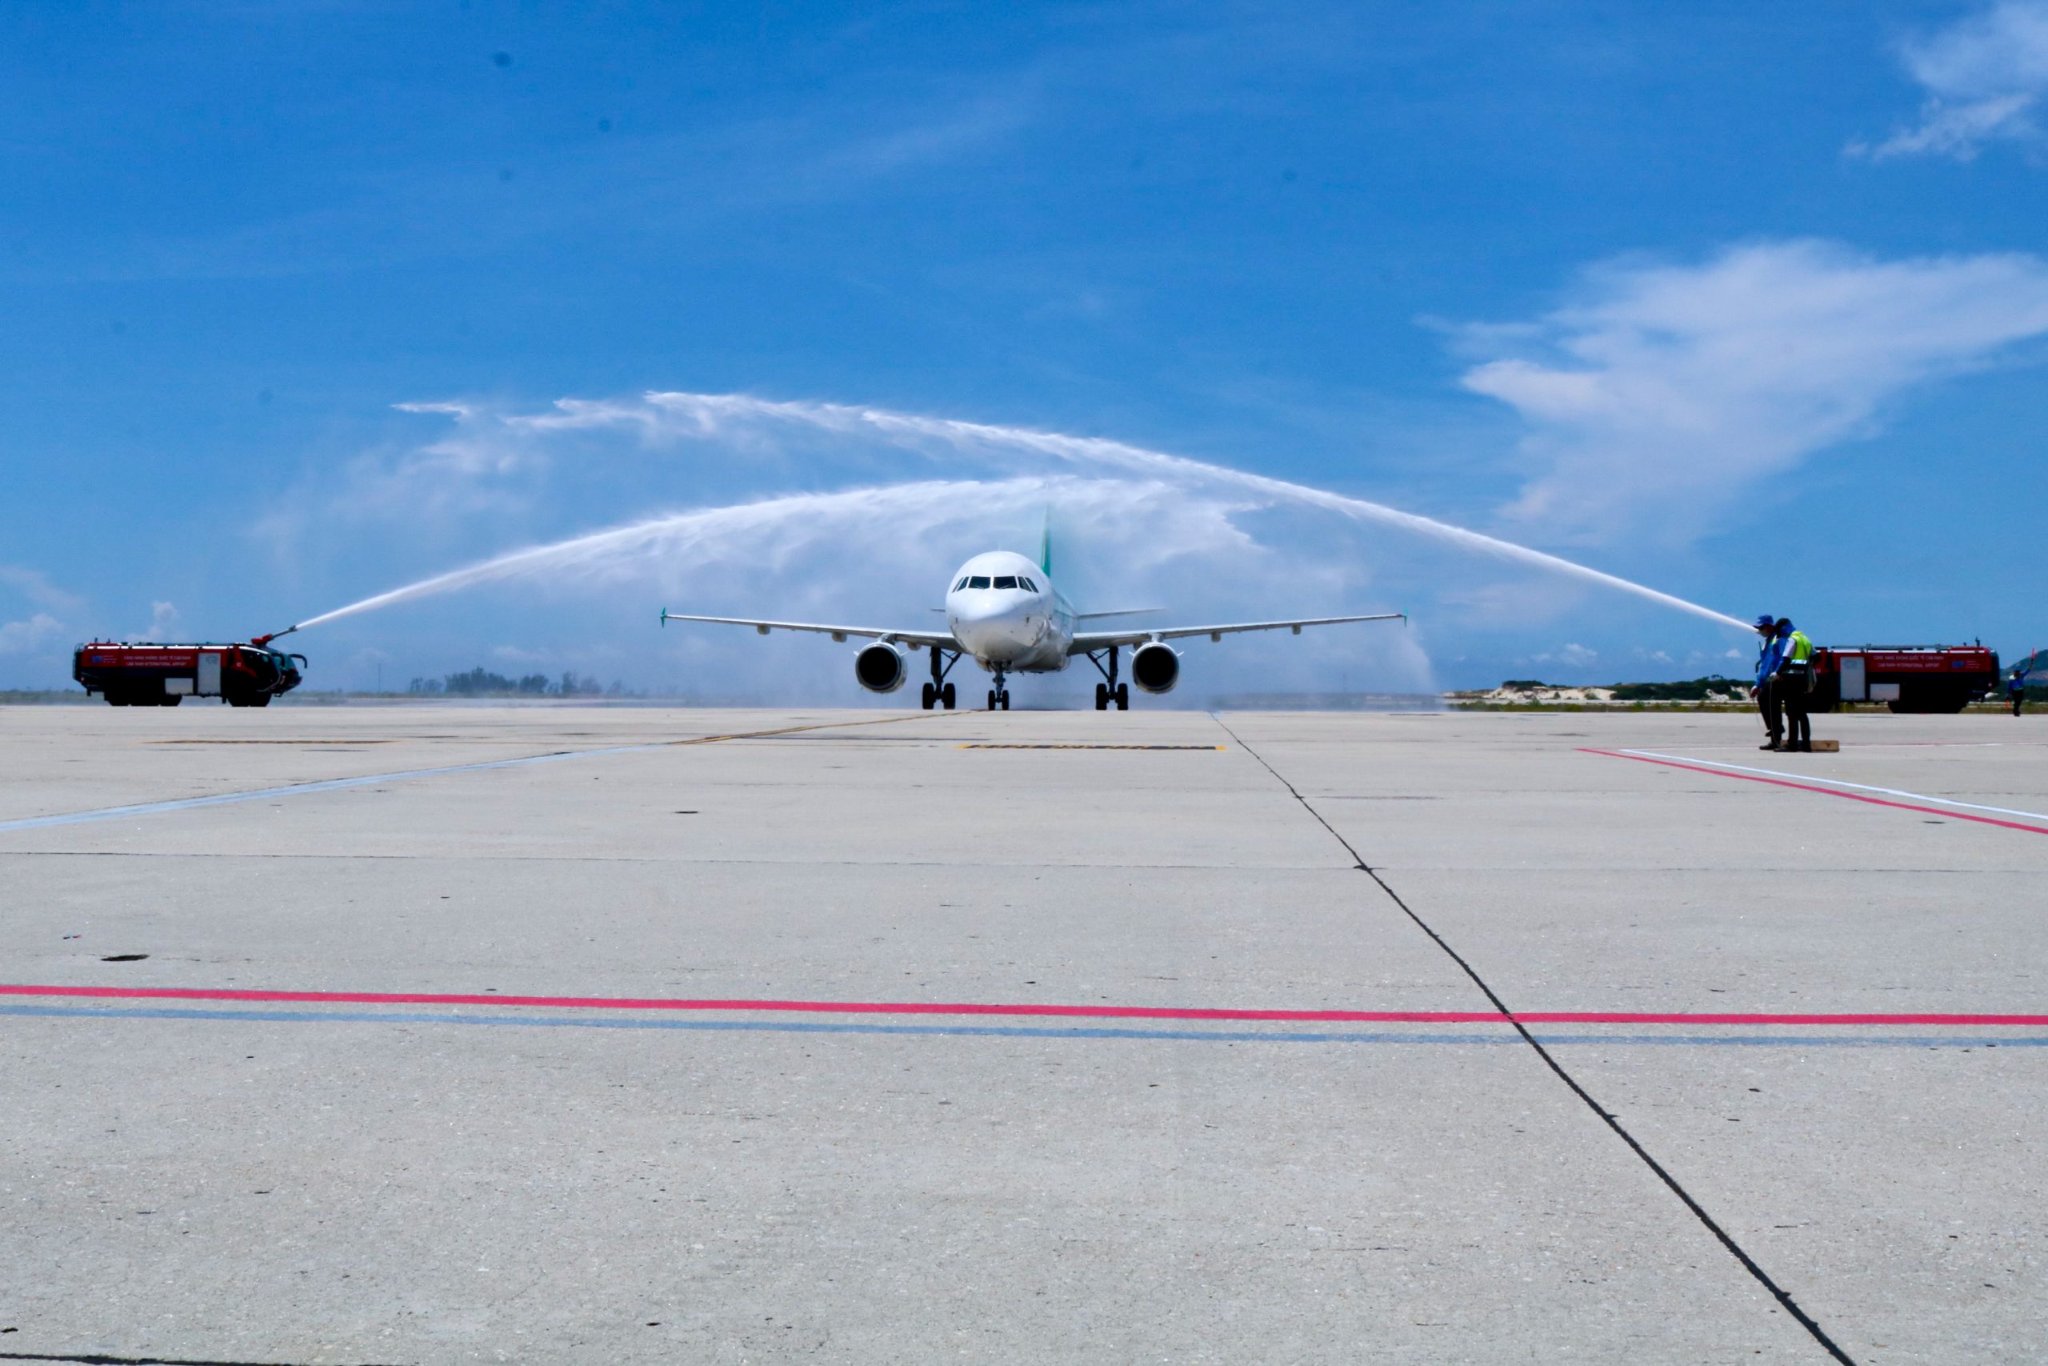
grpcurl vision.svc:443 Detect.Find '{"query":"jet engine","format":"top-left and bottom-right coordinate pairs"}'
top-left (1131, 642), bottom-right (1180, 694)
top-left (854, 642), bottom-right (909, 693)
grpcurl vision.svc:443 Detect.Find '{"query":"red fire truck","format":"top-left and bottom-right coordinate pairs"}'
top-left (1811, 644), bottom-right (2001, 714)
top-left (73, 640), bottom-right (307, 707)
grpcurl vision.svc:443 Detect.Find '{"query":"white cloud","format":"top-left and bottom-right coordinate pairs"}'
top-left (141, 601), bottom-right (180, 641)
top-left (0, 566), bottom-right (79, 665)
top-left (0, 612), bottom-right (64, 656)
top-left (1456, 240), bottom-right (2048, 542)
top-left (1854, 1), bottom-right (2048, 159)
top-left (1534, 642), bottom-right (1598, 669)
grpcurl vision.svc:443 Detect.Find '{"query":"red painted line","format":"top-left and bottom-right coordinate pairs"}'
top-left (0, 984), bottom-right (1498, 1024)
top-left (0, 984), bottom-right (2041, 1028)
top-left (1581, 747), bottom-right (2048, 836)
top-left (1514, 1011), bottom-right (2048, 1026)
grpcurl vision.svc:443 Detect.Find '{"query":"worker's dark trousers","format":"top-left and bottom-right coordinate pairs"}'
top-left (1782, 667), bottom-right (1812, 749)
top-left (1756, 680), bottom-right (1782, 744)
top-left (2017, 696), bottom-right (2026, 717)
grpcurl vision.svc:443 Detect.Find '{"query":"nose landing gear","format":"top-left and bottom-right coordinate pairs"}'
top-left (987, 667), bottom-right (1011, 710)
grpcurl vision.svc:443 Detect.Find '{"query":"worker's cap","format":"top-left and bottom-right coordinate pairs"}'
top-left (1753, 614), bottom-right (1776, 631)
top-left (1776, 617), bottom-right (1794, 631)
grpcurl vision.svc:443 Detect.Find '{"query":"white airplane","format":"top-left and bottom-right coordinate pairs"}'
top-left (661, 546), bottom-right (1402, 711)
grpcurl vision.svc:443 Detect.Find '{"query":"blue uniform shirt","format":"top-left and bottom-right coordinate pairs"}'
top-left (1754, 637), bottom-right (1783, 687)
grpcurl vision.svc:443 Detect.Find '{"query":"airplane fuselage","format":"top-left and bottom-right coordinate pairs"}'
top-left (943, 550), bottom-right (1074, 673)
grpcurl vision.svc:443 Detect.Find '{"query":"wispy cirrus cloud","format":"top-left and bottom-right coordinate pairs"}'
top-left (1454, 240), bottom-right (2048, 543)
top-left (1852, 0), bottom-right (2048, 160)
top-left (26, 84), bottom-right (1037, 286)
top-left (0, 565), bottom-right (84, 614)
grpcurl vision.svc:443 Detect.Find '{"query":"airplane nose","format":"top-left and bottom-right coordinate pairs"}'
top-left (951, 598), bottom-right (1008, 627)
top-left (950, 597), bottom-right (1030, 660)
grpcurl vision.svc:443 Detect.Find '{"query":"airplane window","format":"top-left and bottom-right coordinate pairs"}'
top-left (994, 575), bottom-right (1018, 589)
top-left (968, 576), bottom-right (991, 588)
top-left (954, 577), bottom-right (969, 591)
top-left (1020, 577), bottom-right (1037, 591)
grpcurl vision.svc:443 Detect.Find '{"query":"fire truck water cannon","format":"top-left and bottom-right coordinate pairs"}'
top-left (74, 633), bottom-right (310, 708)
top-left (250, 623), bottom-right (301, 649)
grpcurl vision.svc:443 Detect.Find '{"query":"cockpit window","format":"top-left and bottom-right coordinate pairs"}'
top-left (967, 575), bottom-right (991, 589)
top-left (994, 575), bottom-right (1018, 589)
top-left (1020, 577), bottom-right (1037, 592)
top-left (954, 577), bottom-right (969, 591)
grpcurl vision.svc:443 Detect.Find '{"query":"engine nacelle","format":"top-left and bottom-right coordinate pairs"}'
top-left (1131, 642), bottom-right (1180, 694)
top-left (854, 642), bottom-right (909, 693)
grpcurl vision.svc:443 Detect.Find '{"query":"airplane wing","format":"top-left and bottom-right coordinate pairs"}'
top-left (660, 611), bottom-right (959, 650)
top-left (1075, 608), bottom-right (1164, 621)
top-left (1070, 612), bottom-right (1404, 652)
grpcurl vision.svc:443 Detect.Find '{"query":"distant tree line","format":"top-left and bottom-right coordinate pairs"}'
top-left (1607, 675), bottom-right (1748, 701)
top-left (407, 667), bottom-right (625, 697)
top-left (1500, 675), bottom-right (1748, 701)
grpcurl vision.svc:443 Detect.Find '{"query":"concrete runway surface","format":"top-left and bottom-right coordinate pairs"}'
top-left (1, 704), bottom-right (2044, 1364)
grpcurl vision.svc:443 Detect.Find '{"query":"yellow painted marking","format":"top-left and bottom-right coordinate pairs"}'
top-left (959, 743), bottom-right (1225, 751)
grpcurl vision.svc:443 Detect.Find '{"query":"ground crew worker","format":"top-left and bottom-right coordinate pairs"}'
top-left (1774, 617), bottom-right (1816, 752)
top-left (1751, 615), bottom-right (1783, 750)
top-left (2014, 667), bottom-right (2030, 718)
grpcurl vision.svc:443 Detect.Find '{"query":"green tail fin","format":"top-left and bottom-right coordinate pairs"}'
top-left (1039, 508), bottom-right (1053, 579)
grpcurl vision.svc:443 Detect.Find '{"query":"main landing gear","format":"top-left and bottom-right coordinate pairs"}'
top-left (1087, 646), bottom-right (1130, 711)
top-left (920, 645), bottom-right (959, 711)
top-left (987, 666), bottom-right (1011, 711)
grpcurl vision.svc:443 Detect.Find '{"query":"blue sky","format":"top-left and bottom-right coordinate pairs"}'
top-left (5, 1), bottom-right (2047, 698)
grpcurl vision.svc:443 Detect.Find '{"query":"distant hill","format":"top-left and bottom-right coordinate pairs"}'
top-left (1450, 676), bottom-right (1752, 708)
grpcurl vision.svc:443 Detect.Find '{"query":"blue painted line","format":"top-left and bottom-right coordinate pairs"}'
top-left (3, 1003), bottom-right (2044, 1048)
top-left (0, 1003), bottom-right (1506, 1044)
top-left (0, 745), bottom-right (660, 834)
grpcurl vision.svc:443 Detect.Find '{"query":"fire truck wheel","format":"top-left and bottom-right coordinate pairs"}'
top-left (158, 694), bottom-right (182, 707)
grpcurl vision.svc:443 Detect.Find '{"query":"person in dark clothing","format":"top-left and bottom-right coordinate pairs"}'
top-left (2015, 668), bottom-right (2031, 718)
top-left (1774, 618), bottom-right (1815, 753)
top-left (1751, 615), bottom-right (1783, 750)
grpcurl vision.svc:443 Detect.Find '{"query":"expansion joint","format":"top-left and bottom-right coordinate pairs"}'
top-left (1207, 713), bottom-right (1858, 1366)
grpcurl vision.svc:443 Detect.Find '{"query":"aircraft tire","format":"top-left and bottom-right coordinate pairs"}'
top-left (921, 682), bottom-right (936, 710)
top-left (987, 689), bottom-right (997, 711)
top-left (1094, 683), bottom-right (1107, 711)
top-left (1000, 692), bottom-right (1010, 711)
top-left (1115, 683), bottom-right (1129, 711)
top-left (941, 682), bottom-right (955, 710)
